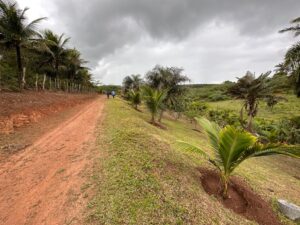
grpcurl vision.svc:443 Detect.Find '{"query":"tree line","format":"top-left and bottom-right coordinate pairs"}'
top-left (0, 0), bottom-right (95, 92)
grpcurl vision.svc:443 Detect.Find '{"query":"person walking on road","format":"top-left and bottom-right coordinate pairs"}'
top-left (111, 90), bottom-right (116, 98)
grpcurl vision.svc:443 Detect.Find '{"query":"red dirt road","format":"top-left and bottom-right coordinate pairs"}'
top-left (0, 97), bottom-right (105, 225)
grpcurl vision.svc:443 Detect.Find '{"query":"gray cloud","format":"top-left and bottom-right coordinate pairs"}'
top-left (21, 0), bottom-right (300, 83)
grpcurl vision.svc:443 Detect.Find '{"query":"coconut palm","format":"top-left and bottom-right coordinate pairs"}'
top-left (228, 71), bottom-right (271, 132)
top-left (279, 17), bottom-right (300, 37)
top-left (122, 74), bottom-right (142, 94)
top-left (0, 0), bottom-right (45, 89)
top-left (38, 30), bottom-right (70, 85)
top-left (128, 89), bottom-right (141, 110)
top-left (142, 86), bottom-right (167, 123)
top-left (146, 65), bottom-right (189, 122)
top-left (282, 42), bottom-right (300, 97)
top-left (178, 117), bottom-right (300, 198)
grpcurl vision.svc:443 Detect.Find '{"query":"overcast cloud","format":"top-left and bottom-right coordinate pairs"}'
top-left (19, 0), bottom-right (300, 84)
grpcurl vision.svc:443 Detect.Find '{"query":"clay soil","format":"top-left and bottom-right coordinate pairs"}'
top-left (199, 168), bottom-right (281, 225)
top-left (0, 93), bottom-right (105, 225)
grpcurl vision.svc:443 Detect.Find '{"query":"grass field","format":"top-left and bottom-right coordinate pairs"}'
top-left (87, 98), bottom-right (300, 225)
top-left (207, 94), bottom-right (300, 121)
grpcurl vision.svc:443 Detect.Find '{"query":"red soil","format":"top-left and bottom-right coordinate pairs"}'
top-left (0, 95), bottom-right (105, 225)
top-left (199, 168), bottom-right (281, 225)
top-left (0, 91), bottom-right (97, 134)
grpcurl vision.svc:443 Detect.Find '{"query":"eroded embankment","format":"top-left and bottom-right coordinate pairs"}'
top-left (0, 91), bottom-right (97, 134)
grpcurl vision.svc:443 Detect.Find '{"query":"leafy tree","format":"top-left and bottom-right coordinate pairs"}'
top-left (279, 17), bottom-right (300, 37)
top-left (122, 74), bottom-right (143, 94)
top-left (0, 0), bottom-right (45, 90)
top-left (228, 71), bottom-right (271, 132)
top-left (128, 89), bottom-right (141, 110)
top-left (142, 86), bottom-right (167, 123)
top-left (146, 65), bottom-right (189, 122)
top-left (178, 118), bottom-right (300, 198)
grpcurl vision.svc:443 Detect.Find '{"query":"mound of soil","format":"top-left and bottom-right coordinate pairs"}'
top-left (198, 168), bottom-right (281, 225)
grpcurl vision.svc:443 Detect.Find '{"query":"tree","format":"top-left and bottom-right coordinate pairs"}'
top-left (265, 95), bottom-right (287, 110)
top-left (178, 118), bottom-right (300, 198)
top-left (282, 42), bottom-right (300, 97)
top-left (279, 17), bottom-right (300, 37)
top-left (228, 71), bottom-right (271, 132)
top-left (0, 0), bottom-right (45, 90)
top-left (38, 30), bottom-right (70, 87)
top-left (142, 86), bottom-right (167, 124)
top-left (128, 89), bottom-right (141, 110)
top-left (146, 65), bottom-right (189, 122)
top-left (122, 74), bottom-right (142, 95)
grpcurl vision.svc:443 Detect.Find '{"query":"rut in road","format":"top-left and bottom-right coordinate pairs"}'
top-left (0, 97), bottom-right (105, 225)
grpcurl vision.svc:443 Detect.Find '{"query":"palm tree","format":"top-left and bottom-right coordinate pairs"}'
top-left (279, 17), bottom-right (300, 36)
top-left (228, 71), bottom-right (271, 132)
top-left (122, 74), bottom-right (142, 94)
top-left (128, 89), bottom-right (141, 110)
top-left (38, 30), bottom-right (70, 87)
top-left (283, 42), bottom-right (300, 97)
top-left (142, 86), bottom-right (167, 123)
top-left (0, 0), bottom-right (45, 90)
top-left (178, 118), bottom-right (300, 198)
top-left (146, 65), bottom-right (189, 122)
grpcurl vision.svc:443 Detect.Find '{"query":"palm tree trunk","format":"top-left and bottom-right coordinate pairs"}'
top-left (35, 74), bottom-right (38, 91)
top-left (158, 110), bottom-right (164, 123)
top-left (42, 74), bottom-right (46, 90)
top-left (221, 173), bottom-right (229, 199)
top-left (15, 44), bottom-right (23, 90)
top-left (151, 114), bottom-right (155, 124)
top-left (247, 114), bottom-right (254, 133)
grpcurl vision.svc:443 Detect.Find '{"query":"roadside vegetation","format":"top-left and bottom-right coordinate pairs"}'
top-left (89, 98), bottom-right (299, 224)
top-left (0, 0), bottom-right (96, 92)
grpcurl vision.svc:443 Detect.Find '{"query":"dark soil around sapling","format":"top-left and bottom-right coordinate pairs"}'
top-left (198, 168), bottom-right (281, 225)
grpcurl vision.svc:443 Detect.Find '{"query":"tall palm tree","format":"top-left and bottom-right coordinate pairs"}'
top-left (142, 86), bottom-right (167, 123)
top-left (38, 30), bottom-right (70, 85)
top-left (178, 118), bottom-right (300, 198)
top-left (228, 71), bottom-right (271, 132)
top-left (0, 0), bottom-right (45, 90)
top-left (279, 17), bottom-right (300, 37)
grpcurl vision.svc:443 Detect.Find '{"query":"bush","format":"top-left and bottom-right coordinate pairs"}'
top-left (256, 118), bottom-right (300, 144)
top-left (207, 109), bottom-right (240, 127)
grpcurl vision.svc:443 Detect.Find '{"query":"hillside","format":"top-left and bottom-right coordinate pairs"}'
top-left (87, 98), bottom-right (300, 225)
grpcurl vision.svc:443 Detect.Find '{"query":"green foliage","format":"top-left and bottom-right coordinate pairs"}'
top-left (128, 90), bottom-right (142, 109)
top-left (145, 65), bottom-right (189, 121)
top-left (142, 86), bottom-right (167, 123)
top-left (207, 109), bottom-right (241, 127)
top-left (122, 74), bottom-right (143, 95)
top-left (228, 71), bottom-right (272, 132)
top-left (0, 1), bottom-right (95, 92)
top-left (185, 83), bottom-right (232, 102)
top-left (255, 117), bottom-right (300, 144)
top-left (178, 117), bottom-right (300, 198)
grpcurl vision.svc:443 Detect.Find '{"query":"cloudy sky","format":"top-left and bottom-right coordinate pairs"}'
top-left (19, 0), bottom-right (299, 84)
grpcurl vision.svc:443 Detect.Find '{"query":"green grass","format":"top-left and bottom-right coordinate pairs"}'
top-left (87, 98), bottom-right (300, 225)
top-left (207, 94), bottom-right (300, 121)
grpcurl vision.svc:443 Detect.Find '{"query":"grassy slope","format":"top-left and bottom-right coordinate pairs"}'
top-left (87, 98), bottom-right (300, 225)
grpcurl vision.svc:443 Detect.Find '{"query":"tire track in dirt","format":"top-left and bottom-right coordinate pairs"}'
top-left (0, 96), bottom-right (105, 225)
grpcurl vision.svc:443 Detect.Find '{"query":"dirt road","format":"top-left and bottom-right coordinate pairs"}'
top-left (0, 97), bottom-right (105, 225)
